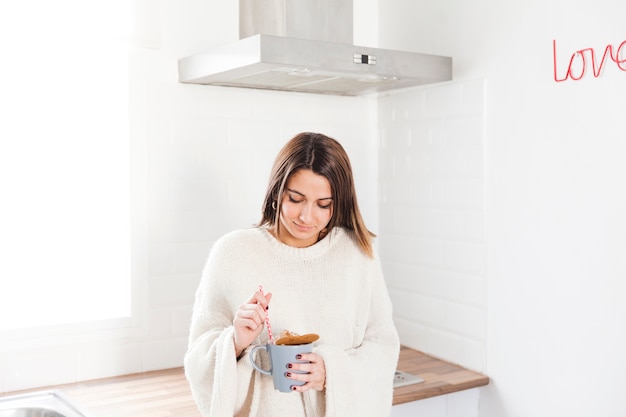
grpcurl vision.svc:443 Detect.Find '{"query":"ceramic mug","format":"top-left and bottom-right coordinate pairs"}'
top-left (249, 343), bottom-right (312, 392)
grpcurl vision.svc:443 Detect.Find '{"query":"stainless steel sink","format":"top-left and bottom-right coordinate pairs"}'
top-left (0, 408), bottom-right (65, 417)
top-left (393, 370), bottom-right (425, 388)
top-left (0, 391), bottom-right (90, 417)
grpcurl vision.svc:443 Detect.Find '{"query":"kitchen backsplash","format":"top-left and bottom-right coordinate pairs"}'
top-left (0, 74), bottom-right (485, 391)
top-left (379, 79), bottom-right (486, 372)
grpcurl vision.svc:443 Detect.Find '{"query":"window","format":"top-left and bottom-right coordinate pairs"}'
top-left (0, 1), bottom-right (132, 331)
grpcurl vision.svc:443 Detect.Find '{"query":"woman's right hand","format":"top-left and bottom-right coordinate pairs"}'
top-left (233, 290), bottom-right (272, 357)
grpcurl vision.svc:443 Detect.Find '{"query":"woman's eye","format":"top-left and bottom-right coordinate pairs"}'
top-left (287, 194), bottom-right (331, 208)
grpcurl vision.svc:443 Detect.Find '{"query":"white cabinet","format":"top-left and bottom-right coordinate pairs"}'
top-left (391, 388), bottom-right (480, 417)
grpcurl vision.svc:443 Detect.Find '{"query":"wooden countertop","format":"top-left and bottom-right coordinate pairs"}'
top-left (2, 346), bottom-right (488, 415)
top-left (2, 368), bottom-right (200, 417)
top-left (393, 345), bottom-right (489, 405)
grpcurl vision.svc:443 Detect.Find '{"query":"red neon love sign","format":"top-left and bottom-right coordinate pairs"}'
top-left (552, 39), bottom-right (626, 82)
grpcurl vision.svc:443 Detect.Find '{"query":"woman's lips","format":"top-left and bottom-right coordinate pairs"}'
top-left (293, 222), bottom-right (314, 233)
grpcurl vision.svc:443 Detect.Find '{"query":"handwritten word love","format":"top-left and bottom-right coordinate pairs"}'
top-left (552, 39), bottom-right (626, 82)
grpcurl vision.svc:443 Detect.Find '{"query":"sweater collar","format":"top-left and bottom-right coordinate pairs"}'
top-left (259, 226), bottom-right (345, 260)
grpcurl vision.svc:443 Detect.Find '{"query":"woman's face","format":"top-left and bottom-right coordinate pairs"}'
top-left (277, 169), bottom-right (333, 248)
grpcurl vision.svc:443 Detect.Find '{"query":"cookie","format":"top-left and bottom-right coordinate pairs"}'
top-left (275, 332), bottom-right (320, 345)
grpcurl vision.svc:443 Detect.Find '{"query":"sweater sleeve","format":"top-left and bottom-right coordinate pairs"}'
top-left (183, 240), bottom-right (258, 417)
top-left (315, 257), bottom-right (400, 417)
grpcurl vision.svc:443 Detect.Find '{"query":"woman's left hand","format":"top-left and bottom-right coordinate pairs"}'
top-left (287, 352), bottom-right (326, 392)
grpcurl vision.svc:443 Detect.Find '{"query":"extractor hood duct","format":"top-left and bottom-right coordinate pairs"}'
top-left (178, 0), bottom-right (452, 96)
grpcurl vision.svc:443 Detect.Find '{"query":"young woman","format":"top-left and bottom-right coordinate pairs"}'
top-left (185, 132), bottom-right (399, 417)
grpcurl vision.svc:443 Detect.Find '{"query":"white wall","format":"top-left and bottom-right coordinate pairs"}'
top-left (379, 1), bottom-right (626, 416)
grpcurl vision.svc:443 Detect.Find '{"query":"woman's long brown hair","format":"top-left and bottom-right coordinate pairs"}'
top-left (258, 132), bottom-right (375, 258)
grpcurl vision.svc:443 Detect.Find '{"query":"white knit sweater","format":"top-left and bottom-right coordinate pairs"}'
top-left (184, 227), bottom-right (400, 417)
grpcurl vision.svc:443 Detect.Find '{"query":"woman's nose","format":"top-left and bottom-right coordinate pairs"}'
top-left (299, 204), bottom-right (312, 222)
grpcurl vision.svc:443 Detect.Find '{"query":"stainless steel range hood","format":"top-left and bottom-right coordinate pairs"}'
top-left (178, 0), bottom-right (452, 96)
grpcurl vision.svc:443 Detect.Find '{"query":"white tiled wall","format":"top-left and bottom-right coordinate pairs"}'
top-left (378, 79), bottom-right (486, 372)
top-left (0, 78), bottom-right (487, 395)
